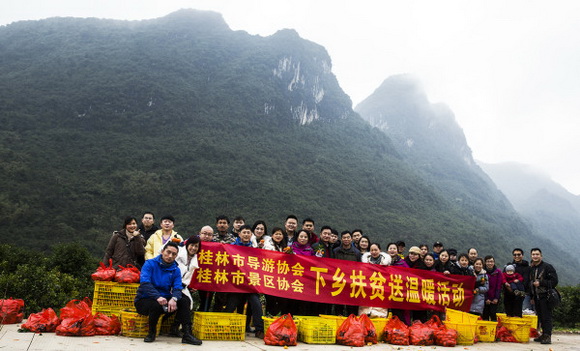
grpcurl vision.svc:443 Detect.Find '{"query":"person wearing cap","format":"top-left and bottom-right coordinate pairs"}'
top-left (145, 215), bottom-right (183, 260)
top-left (396, 240), bottom-right (406, 259)
top-left (447, 248), bottom-right (458, 264)
top-left (404, 246), bottom-right (426, 269)
top-left (506, 248), bottom-right (532, 312)
top-left (432, 242), bottom-right (444, 260)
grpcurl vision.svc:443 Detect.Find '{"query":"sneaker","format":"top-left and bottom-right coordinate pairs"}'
top-left (255, 330), bottom-right (264, 339)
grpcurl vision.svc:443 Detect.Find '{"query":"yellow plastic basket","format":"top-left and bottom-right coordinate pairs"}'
top-left (298, 317), bottom-right (336, 344)
top-left (262, 315), bottom-right (300, 332)
top-left (92, 281), bottom-right (139, 315)
top-left (370, 317), bottom-right (390, 341)
top-left (502, 319), bottom-right (530, 343)
top-left (444, 321), bottom-right (477, 345)
top-left (476, 320), bottom-right (497, 342)
top-left (523, 314), bottom-right (538, 329)
top-left (445, 308), bottom-right (479, 324)
top-left (318, 314), bottom-right (346, 329)
top-left (120, 310), bottom-right (162, 338)
top-left (192, 312), bottom-right (246, 341)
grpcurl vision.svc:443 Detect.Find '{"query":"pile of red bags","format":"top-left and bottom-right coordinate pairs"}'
top-left (56, 298), bottom-right (96, 336)
top-left (0, 298), bottom-right (24, 324)
top-left (336, 314), bottom-right (368, 347)
top-left (264, 313), bottom-right (298, 346)
top-left (409, 320), bottom-right (434, 345)
top-left (91, 259), bottom-right (116, 281)
top-left (496, 324), bottom-right (517, 342)
top-left (93, 313), bottom-right (121, 335)
top-left (20, 308), bottom-right (60, 332)
top-left (383, 315), bottom-right (410, 345)
top-left (91, 260), bottom-right (140, 283)
top-left (114, 265), bottom-right (140, 283)
top-left (428, 315), bottom-right (458, 347)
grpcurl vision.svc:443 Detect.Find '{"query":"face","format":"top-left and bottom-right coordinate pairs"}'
top-left (352, 231), bottom-right (362, 242)
top-left (330, 233), bottom-right (338, 243)
top-left (297, 231), bottom-right (309, 245)
top-left (468, 249), bottom-right (478, 261)
top-left (199, 227), bottom-right (214, 242)
top-left (424, 256), bottom-right (434, 267)
top-left (439, 252), bottom-right (449, 263)
top-left (397, 245), bottom-right (405, 254)
top-left (271, 230), bottom-right (284, 243)
top-left (359, 238), bottom-right (369, 249)
top-left (341, 234), bottom-right (352, 248)
top-left (161, 219), bottom-right (174, 231)
top-left (408, 251), bottom-right (419, 262)
top-left (387, 244), bottom-right (398, 257)
top-left (513, 250), bottom-right (523, 263)
top-left (485, 258), bottom-right (495, 270)
top-left (161, 246), bottom-right (178, 264)
top-left (450, 253), bottom-right (457, 261)
top-left (433, 245), bottom-right (443, 253)
top-left (302, 221), bottom-right (314, 232)
top-left (531, 250), bottom-right (542, 264)
top-left (370, 245), bottom-right (381, 258)
top-left (216, 219), bottom-right (229, 232)
top-left (285, 218), bottom-right (297, 233)
top-left (142, 214), bottom-right (154, 227)
top-left (125, 219), bottom-right (138, 233)
top-left (459, 256), bottom-right (469, 267)
top-left (233, 219), bottom-right (244, 231)
top-left (320, 229), bottom-right (331, 243)
top-left (474, 260), bottom-right (483, 272)
top-left (253, 224), bottom-right (265, 237)
top-left (239, 228), bottom-right (252, 243)
top-left (187, 242), bottom-right (200, 256)
top-left (420, 246), bottom-right (428, 256)
top-left (506, 270), bottom-right (514, 275)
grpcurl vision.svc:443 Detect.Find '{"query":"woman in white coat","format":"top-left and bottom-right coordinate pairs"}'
top-left (359, 243), bottom-right (391, 317)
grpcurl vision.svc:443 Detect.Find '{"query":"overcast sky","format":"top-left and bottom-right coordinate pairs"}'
top-left (2, 0), bottom-right (579, 194)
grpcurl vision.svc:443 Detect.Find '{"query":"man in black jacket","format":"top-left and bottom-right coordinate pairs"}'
top-left (504, 248), bottom-right (531, 317)
top-left (529, 248), bottom-right (558, 345)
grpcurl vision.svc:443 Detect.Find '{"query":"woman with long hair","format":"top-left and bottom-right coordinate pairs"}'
top-left (103, 216), bottom-right (146, 269)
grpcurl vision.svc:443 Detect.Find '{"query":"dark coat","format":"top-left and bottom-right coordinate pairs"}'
top-left (103, 229), bottom-right (146, 269)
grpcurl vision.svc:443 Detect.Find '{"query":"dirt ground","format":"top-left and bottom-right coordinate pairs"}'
top-left (2, 322), bottom-right (579, 351)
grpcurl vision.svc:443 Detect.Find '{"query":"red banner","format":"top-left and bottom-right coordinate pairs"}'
top-left (192, 242), bottom-right (475, 312)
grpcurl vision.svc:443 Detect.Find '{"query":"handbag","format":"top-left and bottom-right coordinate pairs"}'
top-left (547, 288), bottom-right (561, 308)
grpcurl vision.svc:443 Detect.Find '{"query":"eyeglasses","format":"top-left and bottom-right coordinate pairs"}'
top-left (513, 253), bottom-right (522, 256)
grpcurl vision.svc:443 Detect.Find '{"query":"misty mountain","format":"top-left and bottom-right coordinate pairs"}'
top-left (355, 74), bottom-right (578, 282)
top-left (480, 162), bottom-right (580, 256)
top-left (0, 10), bottom-right (576, 283)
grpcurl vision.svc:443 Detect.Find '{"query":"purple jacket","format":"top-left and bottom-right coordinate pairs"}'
top-left (485, 267), bottom-right (503, 301)
top-left (292, 242), bottom-right (315, 256)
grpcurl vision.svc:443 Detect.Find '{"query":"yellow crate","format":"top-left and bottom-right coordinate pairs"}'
top-left (523, 314), bottom-right (538, 329)
top-left (159, 313), bottom-right (176, 334)
top-left (92, 306), bottom-right (122, 317)
top-left (318, 314), bottom-right (346, 329)
top-left (445, 308), bottom-right (479, 324)
top-left (120, 310), bottom-right (162, 338)
top-left (444, 321), bottom-right (477, 345)
top-left (192, 312), bottom-right (245, 341)
top-left (92, 281), bottom-right (139, 315)
top-left (476, 320), bottom-right (497, 342)
top-left (370, 317), bottom-right (390, 342)
top-left (503, 319), bottom-right (530, 343)
top-left (298, 317), bottom-right (336, 344)
top-left (262, 315), bottom-right (300, 333)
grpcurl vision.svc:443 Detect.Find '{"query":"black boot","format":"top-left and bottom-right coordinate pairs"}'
top-left (181, 325), bottom-right (202, 345)
top-left (169, 322), bottom-right (182, 337)
top-left (540, 334), bottom-right (551, 344)
top-left (533, 334), bottom-right (543, 342)
top-left (144, 316), bottom-right (158, 342)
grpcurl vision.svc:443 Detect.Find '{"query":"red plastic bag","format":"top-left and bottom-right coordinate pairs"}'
top-left (336, 314), bottom-right (366, 347)
top-left (434, 326), bottom-right (458, 347)
top-left (530, 327), bottom-right (540, 338)
top-left (56, 298), bottom-right (95, 336)
top-left (0, 298), bottom-right (24, 324)
top-left (359, 314), bottom-right (378, 344)
top-left (20, 308), bottom-right (60, 332)
top-left (384, 315), bottom-right (409, 345)
top-left (409, 320), bottom-right (434, 346)
top-left (264, 313), bottom-right (297, 346)
top-left (115, 264), bottom-right (140, 283)
top-left (425, 315), bottom-right (444, 330)
top-left (496, 325), bottom-right (517, 342)
top-left (91, 259), bottom-right (116, 281)
top-left (93, 313), bottom-right (121, 335)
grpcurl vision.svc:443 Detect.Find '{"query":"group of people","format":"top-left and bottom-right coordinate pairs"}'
top-left (103, 212), bottom-right (559, 345)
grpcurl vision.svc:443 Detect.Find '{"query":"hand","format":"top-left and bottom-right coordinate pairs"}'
top-left (167, 298), bottom-right (177, 313)
top-left (157, 297), bottom-right (167, 306)
top-left (485, 300), bottom-right (491, 305)
top-left (492, 299), bottom-right (498, 304)
top-left (533, 280), bottom-right (540, 287)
